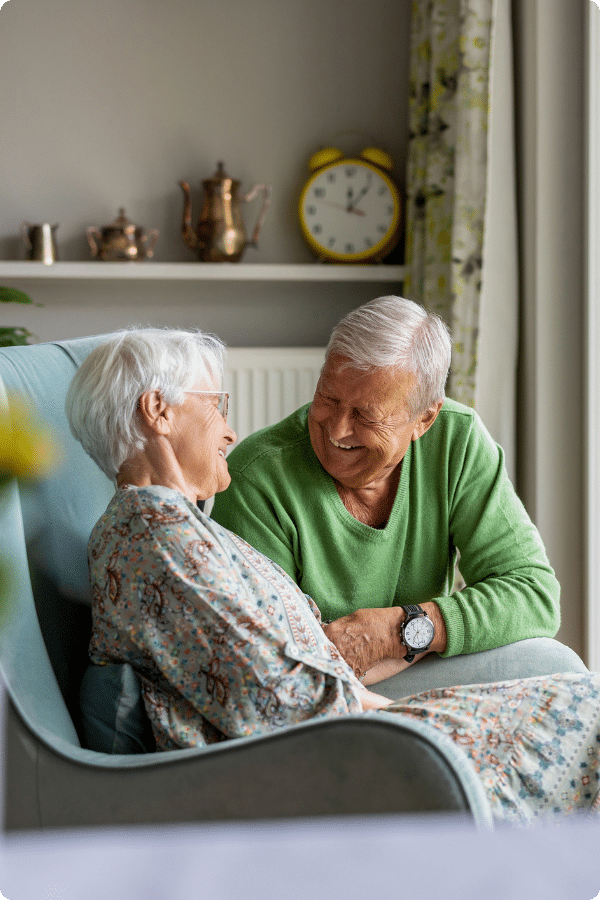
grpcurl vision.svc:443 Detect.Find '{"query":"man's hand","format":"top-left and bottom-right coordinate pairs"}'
top-left (323, 603), bottom-right (447, 679)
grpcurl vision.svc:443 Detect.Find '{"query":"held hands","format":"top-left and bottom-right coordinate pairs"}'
top-left (323, 607), bottom-right (405, 679)
top-left (323, 603), bottom-right (447, 681)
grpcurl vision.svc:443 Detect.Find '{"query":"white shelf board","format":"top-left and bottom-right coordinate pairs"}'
top-left (0, 262), bottom-right (406, 282)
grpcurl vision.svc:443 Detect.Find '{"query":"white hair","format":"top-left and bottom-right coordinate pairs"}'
top-left (325, 296), bottom-right (452, 417)
top-left (65, 327), bottom-right (226, 480)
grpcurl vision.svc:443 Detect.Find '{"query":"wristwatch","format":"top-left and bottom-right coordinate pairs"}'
top-left (400, 604), bottom-right (435, 662)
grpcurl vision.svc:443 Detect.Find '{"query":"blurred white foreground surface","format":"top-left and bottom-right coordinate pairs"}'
top-left (0, 813), bottom-right (600, 900)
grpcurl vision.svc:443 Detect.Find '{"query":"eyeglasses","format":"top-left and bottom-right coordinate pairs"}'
top-left (185, 390), bottom-right (229, 422)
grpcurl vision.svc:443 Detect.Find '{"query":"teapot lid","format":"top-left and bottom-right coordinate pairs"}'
top-left (204, 161), bottom-right (238, 187)
top-left (103, 208), bottom-right (135, 233)
top-left (113, 207), bottom-right (130, 224)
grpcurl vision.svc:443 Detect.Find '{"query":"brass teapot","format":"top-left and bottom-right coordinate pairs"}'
top-left (87, 208), bottom-right (159, 261)
top-left (179, 162), bottom-right (271, 262)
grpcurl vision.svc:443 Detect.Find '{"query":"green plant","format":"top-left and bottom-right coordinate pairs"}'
top-left (0, 286), bottom-right (35, 347)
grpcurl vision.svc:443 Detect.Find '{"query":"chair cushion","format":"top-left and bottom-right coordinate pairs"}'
top-left (79, 663), bottom-right (156, 754)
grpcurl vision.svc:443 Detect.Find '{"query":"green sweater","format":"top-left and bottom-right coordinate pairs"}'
top-left (211, 400), bottom-right (560, 657)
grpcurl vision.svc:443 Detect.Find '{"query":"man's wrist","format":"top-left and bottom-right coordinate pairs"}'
top-left (420, 601), bottom-right (447, 654)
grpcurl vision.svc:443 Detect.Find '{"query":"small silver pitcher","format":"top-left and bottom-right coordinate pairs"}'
top-left (21, 222), bottom-right (59, 264)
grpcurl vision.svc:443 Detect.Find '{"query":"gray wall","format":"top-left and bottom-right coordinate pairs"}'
top-left (0, 0), bottom-right (411, 264)
top-left (0, 0), bottom-right (410, 346)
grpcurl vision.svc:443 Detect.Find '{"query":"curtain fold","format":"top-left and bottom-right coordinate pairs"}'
top-left (404, 0), bottom-right (494, 408)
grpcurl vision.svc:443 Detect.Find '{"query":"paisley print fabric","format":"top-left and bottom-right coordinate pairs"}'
top-left (88, 485), bottom-right (363, 750)
top-left (387, 674), bottom-right (600, 825)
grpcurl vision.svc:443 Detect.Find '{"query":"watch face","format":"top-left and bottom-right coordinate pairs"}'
top-left (404, 616), bottom-right (435, 650)
top-left (300, 160), bottom-right (400, 262)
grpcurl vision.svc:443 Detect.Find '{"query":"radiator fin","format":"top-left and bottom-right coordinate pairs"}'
top-left (224, 348), bottom-right (325, 445)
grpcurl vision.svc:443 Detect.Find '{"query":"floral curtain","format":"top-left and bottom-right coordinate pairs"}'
top-left (404, 0), bottom-right (494, 406)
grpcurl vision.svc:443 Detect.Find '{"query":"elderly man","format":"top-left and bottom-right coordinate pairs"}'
top-left (211, 296), bottom-right (560, 683)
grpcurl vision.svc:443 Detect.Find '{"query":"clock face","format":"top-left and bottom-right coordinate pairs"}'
top-left (299, 160), bottom-right (400, 262)
top-left (404, 616), bottom-right (434, 650)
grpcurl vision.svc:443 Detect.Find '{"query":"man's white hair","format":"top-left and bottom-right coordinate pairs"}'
top-left (325, 296), bottom-right (452, 417)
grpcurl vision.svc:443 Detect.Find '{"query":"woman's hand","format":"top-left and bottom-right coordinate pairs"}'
top-left (356, 686), bottom-right (394, 711)
top-left (323, 607), bottom-right (404, 678)
top-left (359, 656), bottom-right (415, 686)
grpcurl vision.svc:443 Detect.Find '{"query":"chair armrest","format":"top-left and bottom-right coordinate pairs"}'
top-left (373, 637), bottom-right (588, 700)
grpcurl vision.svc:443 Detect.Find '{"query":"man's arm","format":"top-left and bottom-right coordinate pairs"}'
top-left (435, 413), bottom-right (560, 656)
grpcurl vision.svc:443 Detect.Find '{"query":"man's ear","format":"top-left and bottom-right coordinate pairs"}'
top-left (411, 400), bottom-right (443, 441)
top-left (137, 390), bottom-right (172, 435)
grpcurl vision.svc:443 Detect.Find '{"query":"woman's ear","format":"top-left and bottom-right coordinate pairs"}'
top-left (137, 390), bottom-right (172, 435)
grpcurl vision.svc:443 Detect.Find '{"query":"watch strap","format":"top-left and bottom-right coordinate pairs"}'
top-left (402, 604), bottom-right (425, 620)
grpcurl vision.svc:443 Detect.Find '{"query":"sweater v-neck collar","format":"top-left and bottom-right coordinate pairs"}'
top-left (316, 441), bottom-right (412, 539)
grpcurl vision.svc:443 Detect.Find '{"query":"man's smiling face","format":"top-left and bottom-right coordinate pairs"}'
top-left (307, 353), bottom-right (429, 491)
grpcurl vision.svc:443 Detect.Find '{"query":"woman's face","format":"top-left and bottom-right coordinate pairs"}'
top-left (169, 384), bottom-right (237, 501)
top-left (308, 354), bottom-right (439, 491)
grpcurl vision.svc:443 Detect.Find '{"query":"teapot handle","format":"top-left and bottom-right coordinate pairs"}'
top-left (86, 226), bottom-right (102, 258)
top-left (139, 228), bottom-right (159, 257)
top-left (243, 183), bottom-right (272, 247)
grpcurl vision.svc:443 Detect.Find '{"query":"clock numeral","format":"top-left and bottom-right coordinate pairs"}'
top-left (326, 172), bottom-right (336, 183)
top-left (306, 205), bottom-right (316, 215)
top-left (377, 224), bottom-right (387, 234)
top-left (344, 243), bottom-right (355, 254)
top-left (345, 167), bottom-right (356, 177)
top-left (328, 238), bottom-right (336, 248)
top-left (312, 225), bottom-right (322, 234)
top-left (387, 205), bottom-right (395, 215)
top-left (364, 238), bottom-right (373, 248)
top-left (314, 187), bottom-right (326, 198)
top-left (378, 186), bottom-right (387, 196)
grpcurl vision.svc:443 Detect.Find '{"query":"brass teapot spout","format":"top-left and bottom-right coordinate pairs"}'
top-left (178, 162), bottom-right (271, 262)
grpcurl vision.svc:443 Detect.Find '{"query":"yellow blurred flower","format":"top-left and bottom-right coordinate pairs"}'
top-left (0, 395), bottom-right (59, 486)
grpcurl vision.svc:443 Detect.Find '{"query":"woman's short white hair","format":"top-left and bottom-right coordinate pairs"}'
top-left (65, 327), bottom-right (226, 480)
top-left (325, 296), bottom-right (452, 417)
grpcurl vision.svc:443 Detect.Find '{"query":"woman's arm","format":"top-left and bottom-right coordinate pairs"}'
top-left (356, 686), bottom-right (394, 710)
top-left (360, 656), bottom-right (413, 686)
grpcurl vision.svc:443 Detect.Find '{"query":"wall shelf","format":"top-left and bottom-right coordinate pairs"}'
top-left (0, 262), bottom-right (406, 283)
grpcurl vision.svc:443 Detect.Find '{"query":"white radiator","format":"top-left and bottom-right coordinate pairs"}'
top-left (223, 347), bottom-right (325, 445)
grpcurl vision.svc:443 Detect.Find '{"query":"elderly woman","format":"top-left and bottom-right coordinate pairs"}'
top-left (67, 327), bottom-right (600, 826)
top-left (211, 296), bottom-right (560, 681)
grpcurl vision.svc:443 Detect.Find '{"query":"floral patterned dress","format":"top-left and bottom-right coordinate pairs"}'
top-left (89, 485), bottom-right (600, 825)
top-left (88, 485), bottom-right (363, 750)
top-left (387, 675), bottom-right (600, 825)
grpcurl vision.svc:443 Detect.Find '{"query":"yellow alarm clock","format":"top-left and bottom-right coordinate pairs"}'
top-left (298, 146), bottom-right (402, 263)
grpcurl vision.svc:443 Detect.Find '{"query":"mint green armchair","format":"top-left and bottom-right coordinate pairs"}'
top-left (0, 335), bottom-right (585, 832)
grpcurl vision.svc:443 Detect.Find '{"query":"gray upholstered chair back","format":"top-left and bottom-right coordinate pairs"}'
top-left (0, 336), bottom-right (114, 745)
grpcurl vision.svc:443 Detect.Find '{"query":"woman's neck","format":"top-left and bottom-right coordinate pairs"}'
top-left (117, 445), bottom-right (197, 505)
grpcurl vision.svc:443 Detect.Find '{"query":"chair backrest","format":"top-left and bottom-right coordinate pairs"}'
top-left (0, 336), bottom-right (115, 746)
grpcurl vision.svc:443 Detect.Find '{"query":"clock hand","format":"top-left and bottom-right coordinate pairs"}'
top-left (347, 174), bottom-right (372, 211)
top-left (317, 200), bottom-right (365, 216)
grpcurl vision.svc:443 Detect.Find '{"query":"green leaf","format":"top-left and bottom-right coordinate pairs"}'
top-left (0, 327), bottom-right (33, 347)
top-left (0, 286), bottom-right (33, 305)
